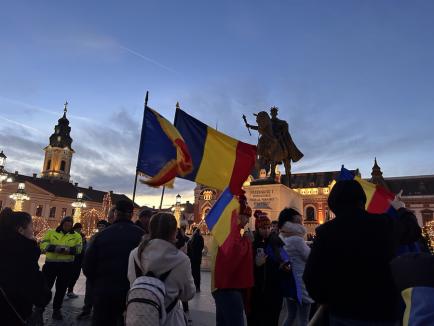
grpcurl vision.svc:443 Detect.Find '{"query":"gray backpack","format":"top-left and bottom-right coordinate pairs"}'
top-left (125, 259), bottom-right (177, 326)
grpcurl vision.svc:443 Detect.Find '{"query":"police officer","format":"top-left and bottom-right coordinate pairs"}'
top-left (40, 216), bottom-right (82, 320)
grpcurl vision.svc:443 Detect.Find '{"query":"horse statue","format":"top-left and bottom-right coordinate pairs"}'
top-left (244, 107), bottom-right (303, 187)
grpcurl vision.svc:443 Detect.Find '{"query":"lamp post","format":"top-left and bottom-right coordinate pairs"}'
top-left (0, 151), bottom-right (8, 187)
top-left (172, 194), bottom-right (184, 227)
top-left (9, 182), bottom-right (30, 211)
top-left (72, 192), bottom-right (86, 224)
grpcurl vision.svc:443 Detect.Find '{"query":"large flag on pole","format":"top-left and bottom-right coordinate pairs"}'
top-left (174, 108), bottom-right (256, 195)
top-left (137, 107), bottom-right (192, 187)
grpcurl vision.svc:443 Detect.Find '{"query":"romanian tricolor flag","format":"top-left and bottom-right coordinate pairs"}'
top-left (174, 108), bottom-right (256, 195)
top-left (136, 107), bottom-right (192, 187)
top-left (338, 167), bottom-right (395, 214)
top-left (402, 287), bottom-right (434, 326)
top-left (206, 188), bottom-right (254, 291)
top-left (205, 188), bottom-right (240, 249)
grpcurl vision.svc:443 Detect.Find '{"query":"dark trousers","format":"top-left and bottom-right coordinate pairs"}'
top-left (68, 257), bottom-right (82, 292)
top-left (248, 289), bottom-right (283, 326)
top-left (83, 278), bottom-right (93, 313)
top-left (191, 259), bottom-right (202, 290)
top-left (42, 262), bottom-right (73, 311)
top-left (212, 289), bottom-right (245, 326)
top-left (92, 295), bottom-right (125, 326)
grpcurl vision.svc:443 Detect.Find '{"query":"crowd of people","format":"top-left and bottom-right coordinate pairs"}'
top-left (0, 179), bottom-right (433, 326)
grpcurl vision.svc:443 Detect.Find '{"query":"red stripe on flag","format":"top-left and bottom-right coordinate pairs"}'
top-left (229, 142), bottom-right (257, 195)
top-left (367, 185), bottom-right (395, 214)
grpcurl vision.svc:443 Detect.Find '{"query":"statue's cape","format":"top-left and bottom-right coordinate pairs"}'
top-left (272, 118), bottom-right (303, 162)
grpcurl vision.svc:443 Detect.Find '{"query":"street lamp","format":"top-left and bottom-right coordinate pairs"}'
top-left (0, 151), bottom-right (8, 185)
top-left (72, 192), bottom-right (86, 224)
top-left (9, 182), bottom-right (30, 211)
top-left (172, 194), bottom-right (184, 227)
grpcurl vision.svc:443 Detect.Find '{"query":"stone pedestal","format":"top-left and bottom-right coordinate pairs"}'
top-left (244, 183), bottom-right (303, 229)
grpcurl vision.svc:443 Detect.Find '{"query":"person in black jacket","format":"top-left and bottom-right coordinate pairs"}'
top-left (83, 200), bottom-right (144, 326)
top-left (248, 210), bottom-right (283, 326)
top-left (0, 208), bottom-right (51, 326)
top-left (187, 226), bottom-right (204, 292)
top-left (303, 180), bottom-right (421, 325)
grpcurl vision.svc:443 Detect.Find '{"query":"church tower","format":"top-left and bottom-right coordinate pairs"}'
top-left (370, 158), bottom-right (389, 190)
top-left (41, 102), bottom-right (75, 182)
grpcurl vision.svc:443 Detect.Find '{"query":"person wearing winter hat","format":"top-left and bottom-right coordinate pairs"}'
top-left (39, 216), bottom-right (83, 320)
top-left (247, 210), bottom-right (284, 326)
top-left (212, 194), bottom-right (254, 326)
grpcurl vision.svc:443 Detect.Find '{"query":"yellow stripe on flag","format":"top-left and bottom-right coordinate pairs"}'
top-left (196, 128), bottom-right (238, 190)
top-left (401, 288), bottom-right (413, 326)
top-left (211, 198), bottom-right (239, 246)
top-left (355, 176), bottom-right (376, 209)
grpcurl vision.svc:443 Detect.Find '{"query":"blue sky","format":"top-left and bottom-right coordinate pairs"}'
top-left (1, 1), bottom-right (434, 206)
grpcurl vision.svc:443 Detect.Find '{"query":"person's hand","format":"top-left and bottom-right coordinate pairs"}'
top-left (389, 190), bottom-right (405, 210)
top-left (279, 262), bottom-right (291, 273)
top-left (45, 244), bottom-right (56, 252)
top-left (243, 230), bottom-right (254, 242)
top-left (255, 253), bottom-right (267, 266)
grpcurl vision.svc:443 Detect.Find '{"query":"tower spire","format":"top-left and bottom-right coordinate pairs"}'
top-left (63, 101), bottom-right (68, 116)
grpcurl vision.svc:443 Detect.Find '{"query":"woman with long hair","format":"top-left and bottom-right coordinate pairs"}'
top-left (0, 208), bottom-right (51, 325)
top-left (128, 213), bottom-right (196, 325)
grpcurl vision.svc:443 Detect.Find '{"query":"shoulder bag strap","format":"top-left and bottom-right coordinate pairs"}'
top-left (134, 257), bottom-right (143, 278)
top-left (0, 287), bottom-right (27, 325)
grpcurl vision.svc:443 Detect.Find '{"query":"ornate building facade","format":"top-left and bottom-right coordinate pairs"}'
top-left (193, 160), bottom-right (434, 234)
top-left (0, 103), bottom-right (137, 227)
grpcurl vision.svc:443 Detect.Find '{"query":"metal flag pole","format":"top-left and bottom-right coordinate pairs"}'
top-left (159, 185), bottom-right (166, 210)
top-left (132, 91), bottom-right (149, 204)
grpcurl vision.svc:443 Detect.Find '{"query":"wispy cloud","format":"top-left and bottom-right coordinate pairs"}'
top-left (119, 45), bottom-right (177, 74)
top-left (0, 95), bottom-right (93, 122)
top-left (0, 115), bottom-right (43, 134)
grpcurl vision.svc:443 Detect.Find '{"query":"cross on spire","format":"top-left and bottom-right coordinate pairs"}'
top-left (64, 101), bottom-right (68, 114)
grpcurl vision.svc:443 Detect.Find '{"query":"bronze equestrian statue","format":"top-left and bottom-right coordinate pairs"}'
top-left (244, 107), bottom-right (303, 187)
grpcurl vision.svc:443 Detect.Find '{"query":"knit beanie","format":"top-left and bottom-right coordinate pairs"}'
top-left (254, 210), bottom-right (271, 229)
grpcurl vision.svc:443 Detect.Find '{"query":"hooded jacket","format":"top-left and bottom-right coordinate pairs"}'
top-left (280, 222), bottom-right (313, 303)
top-left (303, 207), bottom-right (421, 322)
top-left (128, 239), bottom-right (196, 325)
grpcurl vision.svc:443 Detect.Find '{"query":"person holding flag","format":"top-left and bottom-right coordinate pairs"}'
top-left (207, 192), bottom-right (254, 326)
top-left (303, 179), bottom-right (421, 325)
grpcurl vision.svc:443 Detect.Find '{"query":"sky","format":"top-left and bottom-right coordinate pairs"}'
top-left (1, 1), bottom-right (434, 207)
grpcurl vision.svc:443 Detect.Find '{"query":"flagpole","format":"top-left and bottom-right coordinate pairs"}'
top-left (132, 91), bottom-right (149, 204)
top-left (159, 185), bottom-right (166, 210)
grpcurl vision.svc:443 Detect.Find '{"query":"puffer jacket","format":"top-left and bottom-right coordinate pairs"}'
top-left (280, 222), bottom-right (313, 303)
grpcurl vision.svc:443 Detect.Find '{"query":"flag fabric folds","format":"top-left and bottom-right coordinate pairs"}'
top-left (207, 188), bottom-right (254, 291)
top-left (136, 107), bottom-right (192, 187)
top-left (205, 187), bottom-right (240, 248)
top-left (338, 167), bottom-right (395, 214)
top-left (174, 108), bottom-right (256, 195)
top-left (402, 287), bottom-right (434, 326)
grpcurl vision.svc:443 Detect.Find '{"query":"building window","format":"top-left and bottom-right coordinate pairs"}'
top-left (35, 205), bottom-right (43, 217)
top-left (61, 208), bottom-right (67, 217)
top-left (421, 210), bottom-right (433, 226)
top-left (305, 206), bottom-right (316, 221)
top-left (49, 207), bottom-right (56, 218)
top-left (46, 159), bottom-right (51, 170)
top-left (60, 160), bottom-right (66, 172)
top-left (203, 190), bottom-right (213, 201)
